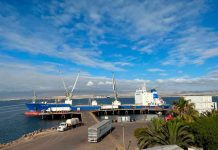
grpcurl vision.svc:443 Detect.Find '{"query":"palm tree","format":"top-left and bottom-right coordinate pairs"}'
top-left (172, 97), bottom-right (199, 122)
top-left (135, 118), bottom-right (194, 149)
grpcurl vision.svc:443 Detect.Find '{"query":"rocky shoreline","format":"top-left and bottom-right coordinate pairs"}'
top-left (0, 127), bottom-right (56, 149)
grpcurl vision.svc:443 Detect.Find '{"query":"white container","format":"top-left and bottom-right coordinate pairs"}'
top-left (88, 120), bottom-right (112, 142)
top-left (101, 105), bottom-right (119, 110)
top-left (47, 107), bottom-right (71, 112)
top-left (101, 105), bottom-right (113, 109)
top-left (117, 116), bottom-right (130, 122)
top-left (121, 116), bottom-right (126, 122)
top-left (118, 117), bottom-right (122, 122)
top-left (66, 118), bottom-right (79, 126)
top-left (125, 116), bottom-right (130, 122)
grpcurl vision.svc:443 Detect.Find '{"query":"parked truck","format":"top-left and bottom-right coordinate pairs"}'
top-left (88, 120), bottom-right (112, 142)
top-left (66, 118), bottom-right (80, 127)
top-left (57, 118), bottom-right (81, 132)
top-left (57, 122), bottom-right (68, 132)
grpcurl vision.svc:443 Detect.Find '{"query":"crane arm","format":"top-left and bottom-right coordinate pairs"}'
top-left (71, 72), bottom-right (80, 94)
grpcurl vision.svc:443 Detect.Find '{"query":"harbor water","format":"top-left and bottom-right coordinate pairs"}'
top-left (0, 97), bottom-right (218, 144)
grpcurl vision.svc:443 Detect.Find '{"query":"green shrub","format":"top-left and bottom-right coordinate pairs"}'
top-left (190, 115), bottom-right (218, 150)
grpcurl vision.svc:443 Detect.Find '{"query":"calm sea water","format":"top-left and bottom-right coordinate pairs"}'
top-left (0, 97), bottom-right (217, 144)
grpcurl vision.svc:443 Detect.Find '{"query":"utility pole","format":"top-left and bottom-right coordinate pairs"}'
top-left (122, 123), bottom-right (125, 150)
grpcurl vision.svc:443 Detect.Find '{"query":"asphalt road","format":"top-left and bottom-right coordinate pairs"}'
top-left (3, 112), bottom-right (146, 150)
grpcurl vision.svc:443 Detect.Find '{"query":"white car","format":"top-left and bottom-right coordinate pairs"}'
top-left (57, 122), bottom-right (68, 132)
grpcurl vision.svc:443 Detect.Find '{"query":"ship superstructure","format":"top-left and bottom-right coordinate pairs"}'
top-left (135, 83), bottom-right (165, 106)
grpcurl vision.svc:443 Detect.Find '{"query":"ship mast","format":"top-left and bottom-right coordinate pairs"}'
top-left (142, 82), bottom-right (147, 91)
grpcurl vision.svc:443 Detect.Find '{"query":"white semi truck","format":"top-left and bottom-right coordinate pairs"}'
top-left (88, 120), bottom-right (112, 142)
top-left (66, 118), bottom-right (80, 127)
top-left (57, 122), bottom-right (68, 132)
top-left (57, 118), bottom-right (80, 132)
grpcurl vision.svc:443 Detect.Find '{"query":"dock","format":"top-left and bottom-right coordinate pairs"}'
top-left (25, 111), bottom-right (82, 120)
top-left (25, 105), bottom-right (171, 121)
top-left (92, 107), bottom-right (169, 116)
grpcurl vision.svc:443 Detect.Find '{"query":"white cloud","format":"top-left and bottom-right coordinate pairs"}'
top-left (0, 1), bottom-right (125, 71)
top-left (208, 70), bottom-right (218, 78)
top-left (40, 0), bottom-right (206, 54)
top-left (155, 72), bottom-right (218, 93)
top-left (133, 79), bottom-right (150, 83)
top-left (86, 81), bottom-right (94, 87)
top-left (105, 81), bottom-right (112, 85)
top-left (114, 62), bottom-right (133, 67)
top-left (147, 68), bottom-right (165, 72)
top-left (1, 0), bottom-right (214, 69)
top-left (0, 1), bottom-right (218, 98)
top-left (163, 27), bottom-right (218, 66)
top-left (159, 73), bottom-right (168, 76)
top-left (97, 81), bottom-right (104, 85)
top-left (0, 58), bottom-right (218, 99)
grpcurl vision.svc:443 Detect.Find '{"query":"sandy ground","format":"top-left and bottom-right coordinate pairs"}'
top-left (2, 112), bottom-right (146, 150)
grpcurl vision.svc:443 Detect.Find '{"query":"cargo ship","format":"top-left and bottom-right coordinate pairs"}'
top-left (134, 83), bottom-right (165, 106)
top-left (25, 74), bottom-right (170, 116)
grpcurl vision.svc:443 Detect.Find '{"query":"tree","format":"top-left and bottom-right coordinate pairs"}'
top-left (135, 118), bottom-right (194, 149)
top-left (172, 97), bottom-right (199, 122)
top-left (190, 115), bottom-right (218, 150)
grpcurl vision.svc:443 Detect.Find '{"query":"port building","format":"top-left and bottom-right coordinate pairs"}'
top-left (184, 96), bottom-right (217, 113)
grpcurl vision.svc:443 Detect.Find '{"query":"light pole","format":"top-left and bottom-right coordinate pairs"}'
top-left (122, 123), bottom-right (125, 150)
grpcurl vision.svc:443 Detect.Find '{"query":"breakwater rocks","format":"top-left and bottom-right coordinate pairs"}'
top-left (0, 127), bottom-right (56, 149)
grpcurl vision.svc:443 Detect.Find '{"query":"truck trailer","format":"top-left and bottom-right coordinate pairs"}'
top-left (88, 120), bottom-right (112, 142)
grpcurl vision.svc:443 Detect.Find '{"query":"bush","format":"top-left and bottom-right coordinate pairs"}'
top-left (190, 115), bottom-right (218, 150)
top-left (134, 118), bottom-right (194, 149)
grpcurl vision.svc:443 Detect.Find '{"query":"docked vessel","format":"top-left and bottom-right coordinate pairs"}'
top-left (25, 74), bottom-right (169, 115)
top-left (135, 83), bottom-right (165, 106)
top-left (25, 73), bottom-right (101, 115)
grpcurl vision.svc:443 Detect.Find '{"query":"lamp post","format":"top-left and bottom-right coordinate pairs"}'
top-left (122, 123), bottom-right (125, 150)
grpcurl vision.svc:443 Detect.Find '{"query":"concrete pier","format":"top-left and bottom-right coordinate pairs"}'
top-left (92, 108), bottom-right (169, 116)
top-left (39, 112), bottom-right (82, 120)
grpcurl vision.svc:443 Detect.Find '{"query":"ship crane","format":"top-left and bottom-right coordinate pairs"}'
top-left (59, 70), bottom-right (80, 104)
top-left (112, 73), bottom-right (121, 106)
top-left (32, 90), bottom-right (37, 103)
top-left (68, 72), bottom-right (80, 99)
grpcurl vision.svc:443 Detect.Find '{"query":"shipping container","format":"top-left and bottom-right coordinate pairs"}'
top-left (88, 120), bottom-right (112, 142)
top-left (71, 106), bottom-right (101, 111)
top-left (117, 116), bottom-right (130, 123)
top-left (46, 107), bottom-right (71, 112)
top-left (101, 105), bottom-right (119, 110)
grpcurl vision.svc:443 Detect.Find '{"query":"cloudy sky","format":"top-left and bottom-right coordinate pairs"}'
top-left (0, 0), bottom-right (218, 99)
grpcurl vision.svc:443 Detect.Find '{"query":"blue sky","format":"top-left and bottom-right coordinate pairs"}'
top-left (0, 0), bottom-right (218, 97)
